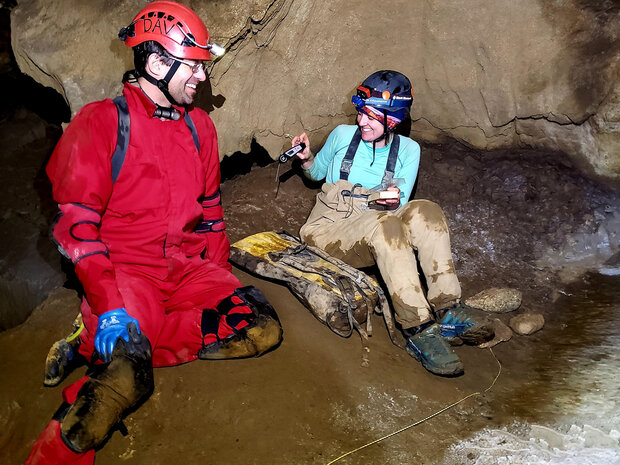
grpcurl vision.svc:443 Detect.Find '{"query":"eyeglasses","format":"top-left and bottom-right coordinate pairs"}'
top-left (169, 56), bottom-right (206, 74)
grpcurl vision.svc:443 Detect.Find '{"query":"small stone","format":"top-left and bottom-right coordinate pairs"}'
top-left (478, 318), bottom-right (513, 348)
top-left (509, 313), bottom-right (544, 335)
top-left (465, 288), bottom-right (522, 313)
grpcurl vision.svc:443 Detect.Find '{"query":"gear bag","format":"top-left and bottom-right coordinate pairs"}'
top-left (229, 231), bottom-right (405, 348)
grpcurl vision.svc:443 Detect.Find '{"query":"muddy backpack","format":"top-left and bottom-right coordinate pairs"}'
top-left (229, 231), bottom-right (405, 350)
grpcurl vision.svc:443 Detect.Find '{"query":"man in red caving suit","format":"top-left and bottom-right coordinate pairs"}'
top-left (25, 3), bottom-right (282, 464)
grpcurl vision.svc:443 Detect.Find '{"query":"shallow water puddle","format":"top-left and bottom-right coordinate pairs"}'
top-left (446, 272), bottom-right (620, 465)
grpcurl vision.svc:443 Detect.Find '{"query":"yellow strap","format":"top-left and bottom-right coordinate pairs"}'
top-left (65, 321), bottom-right (85, 343)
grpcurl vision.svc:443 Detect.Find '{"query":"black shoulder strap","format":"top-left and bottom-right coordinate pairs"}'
top-left (111, 96), bottom-right (130, 184)
top-left (339, 128), bottom-right (362, 181)
top-left (111, 96), bottom-right (201, 184)
top-left (184, 110), bottom-right (200, 154)
top-left (381, 135), bottom-right (400, 187)
top-left (339, 129), bottom-right (400, 185)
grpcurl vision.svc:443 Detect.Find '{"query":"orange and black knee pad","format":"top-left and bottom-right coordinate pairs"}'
top-left (199, 286), bottom-right (283, 360)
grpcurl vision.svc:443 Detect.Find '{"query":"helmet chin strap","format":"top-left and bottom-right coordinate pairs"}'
top-left (368, 110), bottom-right (390, 167)
top-left (140, 59), bottom-right (183, 107)
top-left (135, 61), bottom-right (183, 121)
top-left (369, 109), bottom-right (390, 144)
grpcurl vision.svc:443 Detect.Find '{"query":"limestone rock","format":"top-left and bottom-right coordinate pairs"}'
top-left (0, 107), bottom-right (64, 330)
top-left (9, 0), bottom-right (620, 179)
top-left (478, 318), bottom-right (513, 348)
top-left (465, 288), bottom-right (522, 313)
top-left (509, 313), bottom-right (545, 335)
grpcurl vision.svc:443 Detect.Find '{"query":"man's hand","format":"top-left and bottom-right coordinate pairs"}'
top-left (95, 308), bottom-right (141, 363)
top-left (291, 133), bottom-right (313, 169)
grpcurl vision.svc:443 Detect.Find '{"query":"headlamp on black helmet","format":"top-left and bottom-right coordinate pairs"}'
top-left (351, 70), bottom-right (413, 116)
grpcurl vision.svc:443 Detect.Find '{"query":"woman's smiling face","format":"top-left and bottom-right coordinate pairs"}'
top-left (357, 110), bottom-right (385, 146)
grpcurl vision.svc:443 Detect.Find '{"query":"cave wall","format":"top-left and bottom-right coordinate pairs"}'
top-left (11, 0), bottom-right (619, 179)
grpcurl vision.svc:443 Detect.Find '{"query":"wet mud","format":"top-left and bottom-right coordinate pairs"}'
top-left (2, 4), bottom-right (620, 462)
top-left (2, 139), bottom-right (619, 464)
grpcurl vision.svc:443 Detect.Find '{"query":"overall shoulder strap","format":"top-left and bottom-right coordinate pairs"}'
top-left (111, 96), bottom-right (130, 184)
top-left (340, 129), bottom-right (400, 186)
top-left (339, 128), bottom-right (362, 181)
top-left (381, 135), bottom-right (400, 187)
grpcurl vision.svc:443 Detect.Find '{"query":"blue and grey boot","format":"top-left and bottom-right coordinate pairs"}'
top-left (405, 323), bottom-right (464, 376)
top-left (436, 303), bottom-right (494, 345)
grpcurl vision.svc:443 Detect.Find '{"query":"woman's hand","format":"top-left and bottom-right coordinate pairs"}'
top-left (292, 133), bottom-right (313, 169)
top-left (376, 186), bottom-right (401, 207)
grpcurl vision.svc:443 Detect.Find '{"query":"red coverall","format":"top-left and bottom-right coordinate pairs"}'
top-left (26, 83), bottom-right (252, 464)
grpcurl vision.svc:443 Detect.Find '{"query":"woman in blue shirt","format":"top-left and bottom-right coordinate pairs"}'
top-left (291, 70), bottom-right (492, 377)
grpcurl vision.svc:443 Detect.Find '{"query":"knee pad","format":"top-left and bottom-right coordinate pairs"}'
top-left (60, 329), bottom-right (154, 452)
top-left (25, 411), bottom-right (95, 465)
top-left (198, 286), bottom-right (283, 360)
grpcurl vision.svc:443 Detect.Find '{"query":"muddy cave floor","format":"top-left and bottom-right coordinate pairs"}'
top-left (1, 141), bottom-right (620, 464)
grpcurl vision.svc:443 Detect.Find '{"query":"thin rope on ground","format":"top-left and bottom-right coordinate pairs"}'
top-left (326, 347), bottom-right (502, 465)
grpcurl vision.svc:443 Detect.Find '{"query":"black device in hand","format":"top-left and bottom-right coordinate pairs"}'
top-left (279, 142), bottom-right (306, 163)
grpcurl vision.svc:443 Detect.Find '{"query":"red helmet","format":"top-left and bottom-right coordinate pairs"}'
top-left (120, 1), bottom-right (214, 60)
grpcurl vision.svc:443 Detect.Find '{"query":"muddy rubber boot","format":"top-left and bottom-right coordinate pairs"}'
top-left (60, 324), bottom-right (153, 452)
top-left (199, 286), bottom-right (283, 360)
top-left (25, 419), bottom-right (96, 465)
top-left (25, 377), bottom-right (95, 465)
top-left (405, 324), bottom-right (464, 376)
top-left (44, 314), bottom-right (86, 387)
top-left (436, 303), bottom-right (494, 345)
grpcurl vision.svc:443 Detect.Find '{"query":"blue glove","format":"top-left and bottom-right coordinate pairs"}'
top-left (94, 308), bottom-right (140, 363)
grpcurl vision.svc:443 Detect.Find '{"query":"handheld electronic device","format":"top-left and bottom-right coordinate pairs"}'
top-left (367, 190), bottom-right (400, 202)
top-left (279, 143), bottom-right (306, 163)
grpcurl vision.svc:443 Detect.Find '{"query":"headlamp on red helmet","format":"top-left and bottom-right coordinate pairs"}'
top-left (119, 1), bottom-right (225, 60)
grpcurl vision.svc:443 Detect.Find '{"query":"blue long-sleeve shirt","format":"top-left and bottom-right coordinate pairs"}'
top-left (305, 125), bottom-right (420, 204)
